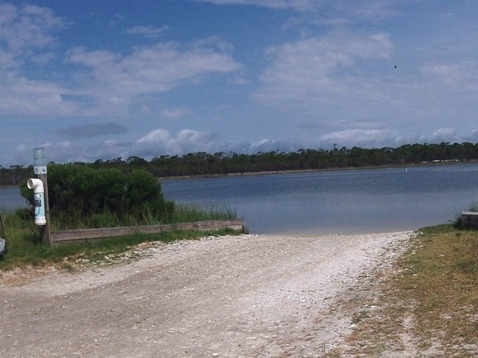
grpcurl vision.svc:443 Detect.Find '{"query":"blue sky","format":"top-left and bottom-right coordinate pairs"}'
top-left (2, 0), bottom-right (478, 166)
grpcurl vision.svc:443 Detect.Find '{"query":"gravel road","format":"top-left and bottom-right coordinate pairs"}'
top-left (0, 231), bottom-right (412, 357)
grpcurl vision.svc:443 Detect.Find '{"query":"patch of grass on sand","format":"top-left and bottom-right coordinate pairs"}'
top-left (336, 224), bottom-right (478, 357)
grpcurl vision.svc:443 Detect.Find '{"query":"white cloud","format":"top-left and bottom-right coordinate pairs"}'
top-left (200, 0), bottom-right (401, 19)
top-left (334, 0), bottom-right (402, 21)
top-left (0, 3), bottom-right (73, 117)
top-left (134, 128), bottom-right (218, 158)
top-left (2, 0), bottom-right (478, 168)
top-left (126, 25), bottom-right (169, 37)
top-left (254, 31), bottom-right (393, 107)
top-left (136, 129), bottom-right (181, 153)
top-left (197, 0), bottom-right (317, 12)
top-left (6, 124), bottom-right (478, 166)
top-left (0, 75), bottom-right (77, 116)
top-left (467, 130), bottom-right (478, 142)
top-left (0, 2), bottom-right (241, 119)
top-left (8, 128), bottom-right (222, 165)
top-left (319, 129), bottom-right (401, 147)
top-left (0, 3), bottom-right (65, 69)
top-left (420, 61), bottom-right (478, 90)
top-left (68, 37), bottom-right (241, 116)
top-left (430, 128), bottom-right (457, 143)
top-left (160, 107), bottom-right (191, 119)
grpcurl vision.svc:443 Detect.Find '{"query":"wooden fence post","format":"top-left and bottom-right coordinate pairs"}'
top-left (38, 173), bottom-right (52, 246)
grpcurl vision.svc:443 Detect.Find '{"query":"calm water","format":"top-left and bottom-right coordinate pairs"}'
top-left (160, 163), bottom-right (478, 234)
top-left (2, 163), bottom-right (478, 234)
top-left (0, 187), bottom-right (27, 210)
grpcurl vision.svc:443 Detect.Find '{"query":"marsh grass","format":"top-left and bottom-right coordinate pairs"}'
top-left (172, 203), bottom-right (236, 222)
top-left (341, 224), bottom-right (478, 357)
top-left (47, 203), bottom-right (237, 231)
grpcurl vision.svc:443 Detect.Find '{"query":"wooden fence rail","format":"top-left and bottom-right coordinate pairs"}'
top-left (51, 219), bottom-right (247, 245)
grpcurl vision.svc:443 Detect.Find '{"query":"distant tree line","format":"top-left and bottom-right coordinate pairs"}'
top-left (2, 142), bottom-right (478, 187)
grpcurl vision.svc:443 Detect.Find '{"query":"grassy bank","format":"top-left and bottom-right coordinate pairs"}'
top-left (0, 204), bottom-right (238, 271)
top-left (336, 224), bottom-right (478, 357)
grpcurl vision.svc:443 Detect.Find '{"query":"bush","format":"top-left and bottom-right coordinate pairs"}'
top-left (20, 164), bottom-right (175, 229)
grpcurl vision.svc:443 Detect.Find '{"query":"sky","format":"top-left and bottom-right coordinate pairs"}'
top-left (1, 0), bottom-right (478, 167)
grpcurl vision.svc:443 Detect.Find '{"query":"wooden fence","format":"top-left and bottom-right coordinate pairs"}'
top-left (50, 219), bottom-right (247, 245)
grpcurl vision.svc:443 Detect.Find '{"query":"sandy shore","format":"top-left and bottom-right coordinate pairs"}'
top-left (0, 231), bottom-right (413, 357)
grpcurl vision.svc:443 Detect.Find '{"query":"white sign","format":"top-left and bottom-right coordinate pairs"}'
top-left (34, 166), bottom-right (47, 174)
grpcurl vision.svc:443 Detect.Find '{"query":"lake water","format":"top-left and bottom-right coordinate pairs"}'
top-left (2, 163), bottom-right (478, 234)
top-left (160, 164), bottom-right (478, 234)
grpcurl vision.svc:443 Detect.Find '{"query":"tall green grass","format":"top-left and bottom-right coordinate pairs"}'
top-left (46, 203), bottom-right (237, 231)
top-left (172, 203), bottom-right (236, 222)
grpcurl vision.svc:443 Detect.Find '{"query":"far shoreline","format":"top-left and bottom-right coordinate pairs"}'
top-left (159, 160), bottom-right (476, 181)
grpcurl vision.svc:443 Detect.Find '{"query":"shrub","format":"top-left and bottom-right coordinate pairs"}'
top-left (20, 164), bottom-right (174, 229)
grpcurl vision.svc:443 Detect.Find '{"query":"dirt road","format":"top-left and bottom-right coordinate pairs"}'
top-left (0, 232), bottom-right (411, 357)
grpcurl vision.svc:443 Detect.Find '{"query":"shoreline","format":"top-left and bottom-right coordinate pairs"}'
top-left (158, 160), bottom-right (476, 180)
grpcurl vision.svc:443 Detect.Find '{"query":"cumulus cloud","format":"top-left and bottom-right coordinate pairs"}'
top-left (134, 128), bottom-right (218, 158)
top-left (429, 128), bottom-right (458, 143)
top-left (6, 125), bottom-right (478, 167)
top-left (19, 128), bottom-right (297, 165)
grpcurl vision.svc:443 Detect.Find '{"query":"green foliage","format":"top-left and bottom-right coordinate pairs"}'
top-left (20, 164), bottom-right (175, 229)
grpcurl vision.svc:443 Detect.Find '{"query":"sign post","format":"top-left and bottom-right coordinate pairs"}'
top-left (32, 148), bottom-right (52, 246)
